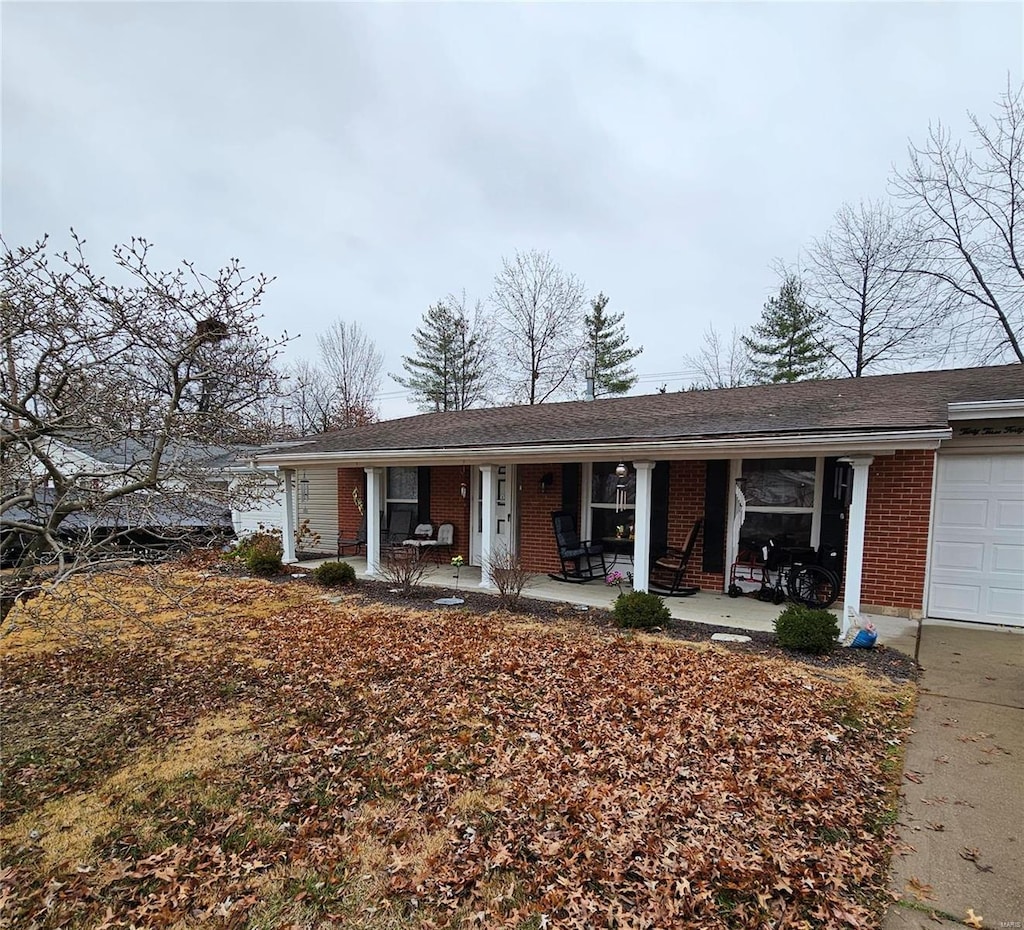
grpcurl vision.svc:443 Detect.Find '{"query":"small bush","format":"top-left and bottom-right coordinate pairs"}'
top-left (378, 547), bottom-right (428, 593)
top-left (612, 590), bottom-right (670, 629)
top-left (486, 549), bottom-right (532, 609)
top-left (247, 551), bottom-right (283, 576)
top-left (228, 528), bottom-right (283, 563)
top-left (313, 560), bottom-right (356, 588)
top-left (774, 604), bottom-right (840, 654)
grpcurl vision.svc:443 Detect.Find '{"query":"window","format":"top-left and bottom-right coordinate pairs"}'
top-left (386, 466), bottom-right (418, 521)
top-left (589, 462), bottom-right (636, 541)
top-left (739, 458), bottom-right (818, 551)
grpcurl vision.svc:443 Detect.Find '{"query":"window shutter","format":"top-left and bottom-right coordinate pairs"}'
top-left (561, 463), bottom-right (580, 517)
top-left (417, 467), bottom-right (431, 525)
top-left (819, 458), bottom-right (847, 581)
top-left (702, 460), bottom-right (728, 573)
top-left (649, 462), bottom-right (670, 559)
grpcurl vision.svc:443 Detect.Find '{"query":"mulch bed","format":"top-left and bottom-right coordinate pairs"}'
top-left (304, 576), bottom-right (921, 682)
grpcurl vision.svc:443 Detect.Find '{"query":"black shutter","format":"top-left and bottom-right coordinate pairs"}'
top-left (417, 466), bottom-right (431, 526)
top-left (819, 458), bottom-right (847, 581)
top-left (561, 463), bottom-right (581, 517)
top-left (702, 460), bottom-right (728, 573)
top-left (649, 462), bottom-right (670, 560)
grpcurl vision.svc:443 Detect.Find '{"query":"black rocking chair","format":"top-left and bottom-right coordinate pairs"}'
top-left (649, 519), bottom-right (702, 597)
top-left (549, 510), bottom-right (607, 583)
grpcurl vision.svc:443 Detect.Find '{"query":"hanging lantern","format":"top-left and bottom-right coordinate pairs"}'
top-left (614, 462), bottom-right (629, 513)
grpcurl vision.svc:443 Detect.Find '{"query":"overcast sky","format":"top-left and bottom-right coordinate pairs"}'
top-left (4, 1), bottom-right (1022, 418)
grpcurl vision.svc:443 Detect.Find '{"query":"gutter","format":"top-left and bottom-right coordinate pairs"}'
top-left (948, 399), bottom-right (1024, 420)
top-left (257, 427), bottom-right (953, 468)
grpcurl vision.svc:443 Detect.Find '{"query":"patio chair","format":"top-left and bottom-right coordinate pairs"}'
top-left (384, 509), bottom-right (414, 545)
top-left (548, 510), bottom-right (606, 583)
top-left (337, 513), bottom-right (368, 557)
top-left (649, 519), bottom-right (702, 597)
top-left (404, 522), bottom-right (454, 563)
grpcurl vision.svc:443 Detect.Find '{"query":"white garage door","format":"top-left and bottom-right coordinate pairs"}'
top-left (928, 453), bottom-right (1024, 625)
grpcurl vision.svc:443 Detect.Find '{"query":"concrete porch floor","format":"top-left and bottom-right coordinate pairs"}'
top-left (294, 554), bottom-right (920, 647)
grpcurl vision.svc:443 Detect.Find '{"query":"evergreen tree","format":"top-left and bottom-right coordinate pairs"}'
top-left (583, 293), bottom-right (642, 397)
top-left (743, 274), bottom-right (829, 384)
top-left (394, 296), bottom-right (490, 412)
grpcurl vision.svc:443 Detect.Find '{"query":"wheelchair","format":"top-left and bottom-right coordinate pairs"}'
top-left (729, 539), bottom-right (840, 609)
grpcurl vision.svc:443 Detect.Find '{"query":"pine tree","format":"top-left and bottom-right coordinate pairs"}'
top-left (743, 274), bottom-right (829, 384)
top-left (394, 297), bottom-right (490, 412)
top-left (584, 293), bottom-right (642, 397)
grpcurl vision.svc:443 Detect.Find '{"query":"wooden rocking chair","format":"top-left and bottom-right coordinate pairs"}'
top-left (649, 519), bottom-right (702, 597)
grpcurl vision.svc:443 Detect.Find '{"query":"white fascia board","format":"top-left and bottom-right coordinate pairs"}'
top-left (258, 427), bottom-right (951, 468)
top-left (948, 399), bottom-right (1024, 420)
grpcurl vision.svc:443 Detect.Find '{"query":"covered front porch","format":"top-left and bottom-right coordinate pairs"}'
top-left (293, 554), bottom-right (915, 642)
top-left (281, 453), bottom-right (885, 638)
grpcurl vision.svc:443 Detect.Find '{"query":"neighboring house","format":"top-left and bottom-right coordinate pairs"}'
top-left (258, 365), bottom-right (1024, 632)
top-left (2, 434), bottom-right (240, 563)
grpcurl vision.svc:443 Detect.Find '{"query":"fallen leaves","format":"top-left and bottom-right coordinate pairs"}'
top-left (1, 568), bottom-right (916, 929)
top-left (965, 907), bottom-right (985, 928)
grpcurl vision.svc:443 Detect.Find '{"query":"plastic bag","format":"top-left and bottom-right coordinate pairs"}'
top-left (850, 628), bottom-right (878, 649)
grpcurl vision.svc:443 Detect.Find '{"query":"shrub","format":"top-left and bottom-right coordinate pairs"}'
top-left (774, 604), bottom-right (840, 654)
top-left (313, 560), bottom-right (356, 588)
top-left (247, 551), bottom-right (283, 577)
top-left (226, 528), bottom-right (284, 576)
top-left (486, 549), bottom-right (532, 609)
top-left (612, 590), bottom-right (670, 629)
top-left (378, 547), bottom-right (428, 593)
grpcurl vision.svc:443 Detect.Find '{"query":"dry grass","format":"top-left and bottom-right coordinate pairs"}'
top-left (1, 565), bottom-right (916, 929)
top-left (2, 708), bottom-right (258, 868)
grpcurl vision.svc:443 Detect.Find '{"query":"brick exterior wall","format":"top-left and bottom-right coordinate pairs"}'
top-left (337, 467), bottom-right (365, 543)
top-left (517, 463), bottom-right (565, 574)
top-left (861, 450), bottom-right (934, 615)
top-left (427, 465), bottom-right (472, 562)
top-left (666, 461), bottom-right (727, 592)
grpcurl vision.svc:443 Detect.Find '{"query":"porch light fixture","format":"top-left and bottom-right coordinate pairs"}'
top-left (614, 462), bottom-right (629, 512)
top-left (460, 480), bottom-right (468, 499)
top-left (539, 472), bottom-right (554, 493)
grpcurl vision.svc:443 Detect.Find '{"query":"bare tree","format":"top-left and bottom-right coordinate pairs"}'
top-left (806, 201), bottom-right (944, 376)
top-left (685, 324), bottom-right (750, 389)
top-left (281, 358), bottom-right (343, 434)
top-left (491, 250), bottom-right (586, 404)
top-left (893, 81), bottom-right (1024, 364)
top-left (316, 320), bottom-right (383, 427)
top-left (1, 231), bottom-right (289, 624)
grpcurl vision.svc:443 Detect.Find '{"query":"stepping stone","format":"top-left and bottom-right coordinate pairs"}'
top-left (711, 633), bottom-right (752, 643)
top-left (434, 597), bottom-right (465, 606)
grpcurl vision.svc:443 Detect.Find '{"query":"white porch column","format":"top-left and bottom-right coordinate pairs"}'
top-left (364, 467), bottom-right (383, 576)
top-left (479, 464), bottom-right (497, 588)
top-left (281, 469), bottom-right (297, 563)
top-left (839, 456), bottom-right (874, 639)
top-left (631, 461), bottom-right (656, 593)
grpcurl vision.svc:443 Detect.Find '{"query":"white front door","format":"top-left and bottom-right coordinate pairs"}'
top-left (928, 452), bottom-right (1024, 625)
top-left (470, 464), bottom-right (515, 565)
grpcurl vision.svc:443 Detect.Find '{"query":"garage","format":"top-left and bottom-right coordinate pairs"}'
top-left (928, 452), bottom-right (1024, 625)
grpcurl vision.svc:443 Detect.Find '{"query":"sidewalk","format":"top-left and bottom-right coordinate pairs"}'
top-left (883, 621), bottom-right (1024, 929)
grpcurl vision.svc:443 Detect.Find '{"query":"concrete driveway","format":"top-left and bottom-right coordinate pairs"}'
top-left (884, 620), bottom-right (1024, 929)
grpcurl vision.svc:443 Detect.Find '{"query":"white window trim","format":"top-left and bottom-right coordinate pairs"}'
top-left (738, 456), bottom-right (824, 549)
top-left (385, 466), bottom-right (418, 517)
top-left (582, 462), bottom-right (638, 539)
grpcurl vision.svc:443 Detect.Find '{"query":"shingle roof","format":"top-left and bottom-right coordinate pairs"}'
top-left (282, 364), bottom-right (1024, 456)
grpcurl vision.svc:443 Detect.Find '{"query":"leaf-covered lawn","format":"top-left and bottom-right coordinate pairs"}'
top-left (1, 568), bottom-right (913, 929)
